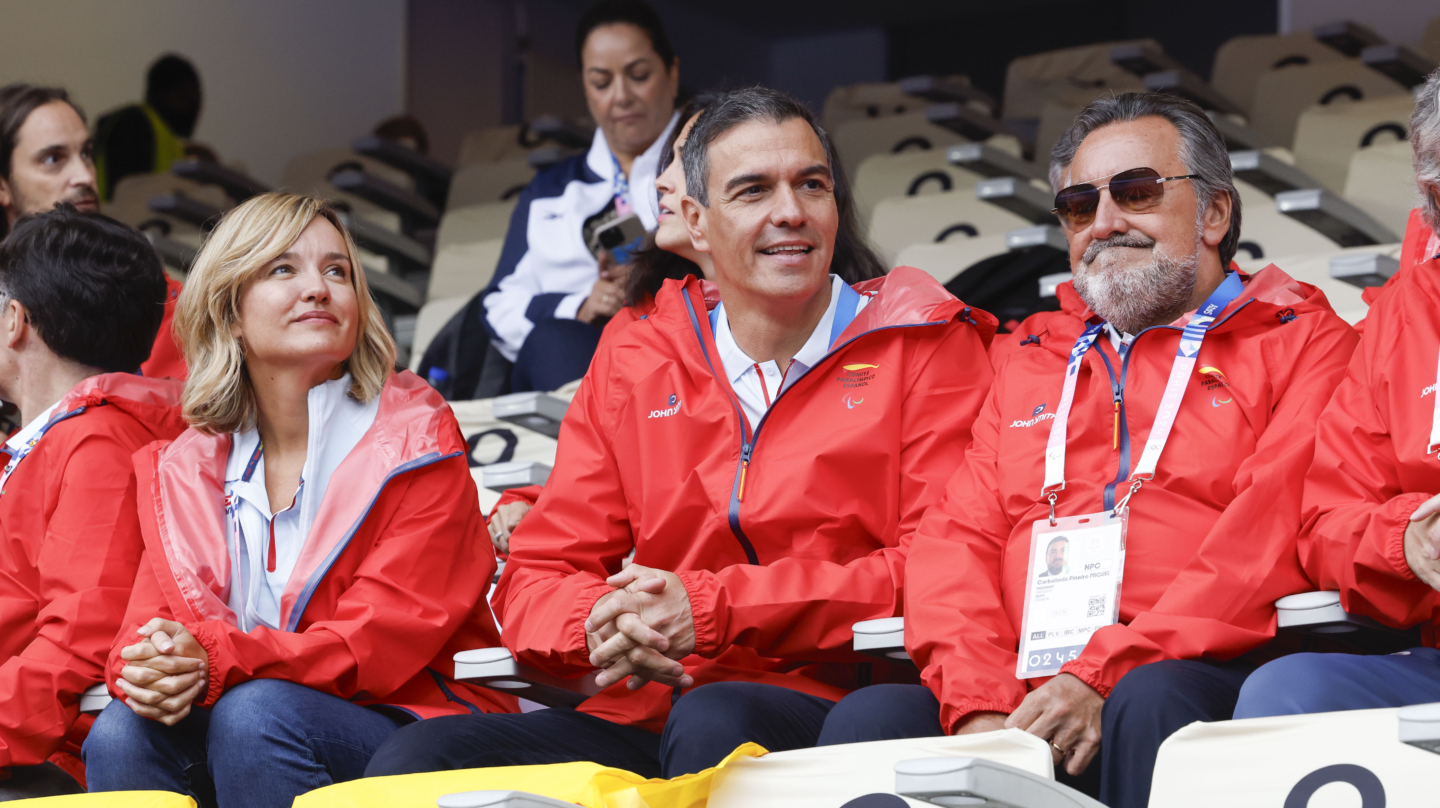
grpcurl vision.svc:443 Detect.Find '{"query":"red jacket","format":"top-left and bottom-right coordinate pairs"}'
top-left (0, 374), bottom-right (185, 776)
top-left (1298, 212), bottom-right (1440, 637)
top-left (907, 266), bottom-right (1359, 733)
top-left (140, 277), bottom-right (186, 380)
top-left (494, 268), bottom-right (997, 732)
top-left (111, 372), bottom-right (516, 719)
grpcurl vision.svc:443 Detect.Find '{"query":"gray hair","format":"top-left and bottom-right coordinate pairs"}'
top-left (1412, 68), bottom-right (1440, 231)
top-left (1049, 92), bottom-right (1242, 268)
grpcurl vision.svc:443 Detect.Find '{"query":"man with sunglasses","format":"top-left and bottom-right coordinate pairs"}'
top-left (817, 92), bottom-right (1357, 808)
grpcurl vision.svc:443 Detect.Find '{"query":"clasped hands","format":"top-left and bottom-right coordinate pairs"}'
top-left (956, 672), bottom-right (1103, 777)
top-left (585, 564), bottom-right (697, 691)
top-left (115, 618), bottom-right (210, 726)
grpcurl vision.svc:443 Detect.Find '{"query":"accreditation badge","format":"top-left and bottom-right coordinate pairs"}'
top-left (1015, 508), bottom-right (1127, 679)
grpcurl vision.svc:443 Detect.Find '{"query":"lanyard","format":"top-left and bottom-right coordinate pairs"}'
top-left (610, 152), bottom-right (632, 217)
top-left (0, 407), bottom-right (85, 497)
top-left (1041, 271), bottom-right (1245, 518)
top-left (1429, 346), bottom-right (1440, 454)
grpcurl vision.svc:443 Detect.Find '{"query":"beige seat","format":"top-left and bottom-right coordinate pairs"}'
top-left (894, 232), bottom-right (1010, 286)
top-left (447, 158), bottom-right (536, 209)
top-left (821, 80), bottom-right (962, 131)
top-left (409, 296), bottom-right (468, 371)
top-left (852, 149), bottom-right (987, 227)
top-left (1034, 102), bottom-right (1086, 170)
top-left (436, 200), bottom-right (517, 250)
top-left (1001, 41), bottom-right (1151, 122)
top-left (1210, 32), bottom-right (1348, 118)
top-left (103, 172), bottom-right (229, 230)
top-left (1234, 242), bottom-right (1401, 325)
top-left (1343, 140), bottom-right (1418, 239)
top-left (869, 193), bottom-right (1030, 266)
top-left (831, 112), bottom-right (966, 181)
top-left (279, 147), bottom-right (407, 231)
top-left (458, 125), bottom-right (532, 166)
top-left (1248, 61), bottom-right (1409, 150)
top-left (1233, 178), bottom-right (1346, 260)
top-left (1292, 94), bottom-right (1414, 192)
top-left (428, 238), bottom-right (504, 302)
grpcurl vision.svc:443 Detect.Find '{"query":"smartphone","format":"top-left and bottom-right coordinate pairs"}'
top-left (590, 213), bottom-right (646, 258)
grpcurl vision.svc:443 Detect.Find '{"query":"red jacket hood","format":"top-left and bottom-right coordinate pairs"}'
top-left (1039, 265), bottom-right (1330, 358)
top-left (140, 370), bottom-right (465, 629)
top-left (57, 373), bottom-right (185, 437)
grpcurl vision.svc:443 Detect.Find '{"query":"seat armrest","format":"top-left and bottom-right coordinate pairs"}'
top-left (148, 192), bottom-right (226, 230)
top-left (81, 683), bottom-right (112, 715)
top-left (1275, 189), bottom-right (1400, 247)
top-left (1142, 70), bottom-right (1241, 115)
top-left (1275, 591), bottom-right (1420, 654)
top-left (926, 103), bottom-right (1008, 145)
top-left (1361, 44), bottom-right (1436, 89)
top-left (1398, 703), bottom-right (1440, 755)
top-left (1006, 225), bottom-right (1068, 253)
top-left (898, 75), bottom-right (997, 115)
top-left (1313, 21), bottom-right (1386, 58)
top-left (438, 791), bottom-right (580, 808)
top-left (1039, 272), bottom-right (1074, 299)
top-left (1330, 253), bottom-right (1400, 288)
top-left (947, 143), bottom-right (1045, 182)
top-left (976, 177), bottom-right (1054, 224)
top-left (336, 212), bottom-right (433, 277)
top-left (896, 757), bottom-right (1106, 808)
top-left (141, 230), bottom-right (199, 273)
top-left (853, 617), bottom-right (910, 662)
top-left (493, 392), bottom-right (571, 439)
top-left (1229, 150), bottom-right (1318, 197)
top-left (482, 462), bottom-right (551, 493)
top-left (454, 648), bottom-right (604, 710)
top-left (170, 159), bottom-right (271, 202)
top-left (330, 169), bottom-right (442, 229)
top-left (352, 134), bottom-right (453, 206)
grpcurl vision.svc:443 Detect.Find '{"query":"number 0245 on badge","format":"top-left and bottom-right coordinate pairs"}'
top-left (1015, 509), bottom-right (1127, 679)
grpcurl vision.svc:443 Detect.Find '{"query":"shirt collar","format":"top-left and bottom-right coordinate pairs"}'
top-left (713, 275), bottom-right (845, 383)
top-left (4, 401), bottom-right (60, 452)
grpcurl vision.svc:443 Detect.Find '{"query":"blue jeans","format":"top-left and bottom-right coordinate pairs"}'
top-left (1234, 647), bottom-right (1440, 718)
top-left (83, 679), bottom-right (404, 808)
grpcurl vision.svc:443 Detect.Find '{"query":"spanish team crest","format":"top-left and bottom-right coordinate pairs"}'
top-left (838, 363), bottom-right (877, 389)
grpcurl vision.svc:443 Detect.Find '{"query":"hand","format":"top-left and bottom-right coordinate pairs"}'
top-left (584, 565), bottom-right (696, 690)
top-left (954, 711), bottom-right (1008, 735)
top-left (577, 278), bottom-right (626, 324)
top-left (1406, 495), bottom-right (1440, 591)
top-left (118, 619), bottom-right (211, 725)
top-left (488, 501), bottom-right (532, 554)
top-left (1005, 673), bottom-right (1103, 776)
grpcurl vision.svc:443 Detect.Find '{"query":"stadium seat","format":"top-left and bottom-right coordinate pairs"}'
top-left (868, 190), bottom-right (1032, 265)
top-left (81, 683), bottom-right (111, 715)
top-left (1275, 188), bottom-right (1399, 246)
top-left (895, 232), bottom-right (1011, 286)
top-left (947, 142), bottom-right (1047, 182)
top-left (1110, 41), bottom-right (1242, 115)
top-left (1291, 93), bottom-right (1413, 192)
top-left (852, 617), bottom-right (908, 662)
top-left (925, 104), bottom-right (1021, 153)
top-left (895, 757), bottom-right (1105, 808)
top-left (852, 149), bottom-right (986, 227)
top-left (976, 176), bottom-right (1054, 224)
top-left (428, 237), bottom-right (503, 302)
top-left (279, 147), bottom-right (413, 229)
top-left (104, 172), bottom-right (229, 231)
top-left (492, 391), bottom-right (570, 439)
top-left (170, 158), bottom-right (270, 204)
top-left (450, 393), bottom-right (570, 515)
top-left (1312, 20), bottom-right (1386, 58)
top-left (1343, 140), bottom-right (1417, 238)
top-left (447, 159), bottom-right (538, 209)
top-left (1034, 103), bottom-right (1084, 170)
top-left (353, 134), bottom-right (452, 209)
top-left (459, 125), bottom-right (534, 166)
top-left (436, 200), bottom-right (518, 250)
top-left (1211, 32), bottom-right (1348, 118)
top-left (1234, 242), bottom-right (1400, 324)
top-left (822, 78), bottom-right (973, 130)
top-left (482, 461), bottom-right (551, 492)
top-left (329, 164), bottom-right (442, 236)
top-left (1248, 61), bottom-right (1409, 150)
top-left (1331, 251), bottom-right (1400, 288)
top-left (453, 647), bottom-right (603, 709)
top-left (1361, 44), bottom-right (1437, 90)
top-left (1000, 41), bottom-right (1151, 124)
top-left (1399, 703), bottom-right (1440, 755)
top-left (1149, 704), bottom-right (1440, 807)
top-left (1275, 590), bottom-right (1420, 654)
top-left (1426, 16), bottom-right (1440, 62)
top-left (409, 296), bottom-right (468, 371)
top-left (1229, 149), bottom-right (1316, 197)
top-left (832, 112), bottom-right (966, 181)
top-left (897, 75), bottom-right (998, 115)
top-left (1230, 178), bottom-right (1341, 260)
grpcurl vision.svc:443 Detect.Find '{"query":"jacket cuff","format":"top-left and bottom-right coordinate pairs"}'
top-left (941, 700), bottom-right (1018, 735)
top-left (676, 569), bottom-right (723, 656)
top-left (187, 623), bottom-right (226, 709)
top-left (1385, 492), bottom-right (1434, 582)
top-left (569, 580), bottom-right (615, 661)
top-left (1058, 658), bottom-right (1115, 699)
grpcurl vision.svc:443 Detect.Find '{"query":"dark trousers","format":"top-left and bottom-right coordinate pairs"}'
top-left (819, 661), bottom-right (1252, 808)
top-left (83, 679), bottom-right (404, 808)
top-left (510, 318), bottom-right (602, 393)
top-left (1234, 647), bottom-right (1440, 718)
top-left (0, 762), bottom-right (84, 801)
top-left (366, 681), bottom-right (837, 780)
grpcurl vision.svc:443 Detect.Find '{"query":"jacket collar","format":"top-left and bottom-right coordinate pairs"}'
top-left (146, 371), bottom-right (463, 629)
top-left (57, 373), bottom-right (185, 432)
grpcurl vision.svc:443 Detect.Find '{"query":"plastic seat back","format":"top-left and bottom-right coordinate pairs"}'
top-left (437, 201), bottom-right (518, 250)
top-left (895, 233), bottom-right (1010, 287)
top-left (428, 238), bottom-right (504, 302)
top-left (1343, 140), bottom-right (1418, 240)
top-left (833, 112), bottom-right (966, 181)
top-left (1249, 61), bottom-right (1409, 150)
top-left (1211, 32), bottom-right (1348, 117)
top-left (1001, 41), bottom-right (1151, 122)
top-left (852, 149), bottom-right (986, 226)
top-left (869, 192), bottom-right (1030, 266)
top-left (1292, 94), bottom-right (1414, 193)
top-left (447, 159), bottom-right (537, 210)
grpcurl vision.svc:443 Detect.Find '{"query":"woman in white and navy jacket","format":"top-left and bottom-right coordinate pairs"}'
top-left (483, 0), bottom-right (680, 392)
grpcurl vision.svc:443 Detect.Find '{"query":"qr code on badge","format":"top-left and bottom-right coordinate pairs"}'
top-left (1087, 596), bottom-right (1106, 618)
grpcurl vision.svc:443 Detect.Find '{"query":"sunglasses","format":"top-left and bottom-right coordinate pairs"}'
top-left (1052, 167), bottom-right (1201, 231)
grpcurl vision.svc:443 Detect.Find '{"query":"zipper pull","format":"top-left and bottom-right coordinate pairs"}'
top-left (738, 443), bottom-right (753, 501)
top-left (1112, 390), bottom-right (1122, 450)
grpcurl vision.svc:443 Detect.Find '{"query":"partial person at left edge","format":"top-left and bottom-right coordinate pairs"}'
top-left (0, 205), bottom-right (186, 800)
top-left (0, 84), bottom-right (186, 379)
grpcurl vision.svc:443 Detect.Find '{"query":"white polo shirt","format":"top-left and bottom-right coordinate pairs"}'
top-left (712, 275), bottom-right (870, 429)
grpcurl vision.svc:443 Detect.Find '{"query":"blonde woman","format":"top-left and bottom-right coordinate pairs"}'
top-left (83, 193), bottom-right (514, 806)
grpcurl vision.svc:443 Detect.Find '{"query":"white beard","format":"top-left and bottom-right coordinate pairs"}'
top-left (1072, 229), bottom-right (1200, 335)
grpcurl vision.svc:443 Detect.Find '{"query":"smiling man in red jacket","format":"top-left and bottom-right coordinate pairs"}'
top-left (367, 86), bottom-right (997, 781)
top-left (0, 206), bottom-right (185, 798)
top-left (818, 92), bottom-right (1358, 808)
top-left (1232, 68), bottom-right (1440, 721)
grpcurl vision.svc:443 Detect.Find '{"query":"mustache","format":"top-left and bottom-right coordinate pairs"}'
top-left (1081, 232), bottom-right (1156, 265)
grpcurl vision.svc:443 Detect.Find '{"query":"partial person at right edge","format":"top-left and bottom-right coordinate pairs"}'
top-left (479, 0), bottom-right (680, 395)
top-left (367, 87), bottom-right (996, 781)
top-left (0, 206), bottom-right (185, 800)
top-left (1233, 67), bottom-right (1440, 722)
top-left (0, 84), bottom-right (186, 380)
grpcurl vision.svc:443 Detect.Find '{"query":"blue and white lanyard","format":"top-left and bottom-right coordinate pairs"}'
top-left (0, 407), bottom-right (84, 496)
top-left (1042, 271), bottom-right (1246, 517)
